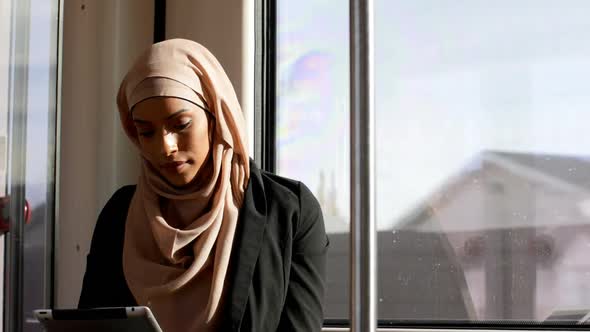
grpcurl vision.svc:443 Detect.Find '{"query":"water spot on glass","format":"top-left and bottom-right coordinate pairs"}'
top-left (379, 298), bottom-right (383, 303)
top-left (398, 275), bottom-right (410, 287)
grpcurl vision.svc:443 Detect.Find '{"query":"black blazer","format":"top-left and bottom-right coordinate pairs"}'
top-left (78, 161), bottom-right (329, 331)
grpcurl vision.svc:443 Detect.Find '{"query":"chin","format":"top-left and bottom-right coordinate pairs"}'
top-left (169, 174), bottom-right (198, 188)
top-left (168, 178), bottom-right (191, 188)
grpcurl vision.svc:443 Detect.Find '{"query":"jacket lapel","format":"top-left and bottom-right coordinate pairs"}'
top-left (225, 160), bottom-right (267, 331)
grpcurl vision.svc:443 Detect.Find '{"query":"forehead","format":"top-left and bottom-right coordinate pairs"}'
top-left (131, 97), bottom-right (198, 120)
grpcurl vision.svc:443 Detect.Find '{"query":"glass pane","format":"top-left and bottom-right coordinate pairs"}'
top-left (2, 0), bottom-right (57, 330)
top-left (276, 0), bottom-right (350, 321)
top-left (22, 0), bottom-right (57, 330)
top-left (375, 0), bottom-right (590, 324)
top-left (0, 0), bottom-right (12, 328)
top-left (277, 0), bottom-right (590, 326)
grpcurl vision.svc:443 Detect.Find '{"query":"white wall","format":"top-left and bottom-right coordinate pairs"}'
top-left (57, 0), bottom-right (151, 308)
top-left (57, 0), bottom-right (254, 308)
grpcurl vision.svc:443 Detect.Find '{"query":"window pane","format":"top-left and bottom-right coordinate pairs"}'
top-left (277, 0), bottom-right (590, 325)
top-left (0, 0), bottom-right (56, 329)
top-left (376, 0), bottom-right (590, 322)
top-left (276, 0), bottom-right (350, 321)
top-left (23, 0), bottom-right (57, 329)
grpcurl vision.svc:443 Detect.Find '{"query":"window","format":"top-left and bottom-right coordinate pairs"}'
top-left (276, 0), bottom-right (590, 325)
top-left (276, 0), bottom-right (349, 320)
top-left (2, 0), bottom-right (58, 330)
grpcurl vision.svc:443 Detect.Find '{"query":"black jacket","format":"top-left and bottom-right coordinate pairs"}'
top-left (78, 161), bottom-right (329, 331)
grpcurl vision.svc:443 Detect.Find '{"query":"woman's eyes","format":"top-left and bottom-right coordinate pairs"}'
top-left (137, 120), bottom-right (192, 138)
top-left (174, 120), bottom-right (192, 131)
top-left (138, 130), bottom-right (155, 138)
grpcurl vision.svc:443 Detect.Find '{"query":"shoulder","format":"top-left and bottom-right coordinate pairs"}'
top-left (91, 185), bottom-right (137, 248)
top-left (108, 185), bottom-right (137, 205)
top-left (99, 185), bottom-right (136, 217)
top-left (257, 170), bottom-right (324, 245)
top-left (258, 170), bottom-right (321, 216)
top-left (99, 184), bottom-right (137, 221)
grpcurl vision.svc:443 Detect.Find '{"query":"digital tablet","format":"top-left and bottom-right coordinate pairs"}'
top-left (33, 306), bottom-right (162, 332)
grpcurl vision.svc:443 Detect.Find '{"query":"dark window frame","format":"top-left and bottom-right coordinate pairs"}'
top-left (153, 0), bottom-right (166, 43)
top-left (254, 0), bottom-right (276, 172)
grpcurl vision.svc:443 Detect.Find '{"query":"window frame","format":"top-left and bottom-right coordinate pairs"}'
top-left (254, 0), bottom-right (277, 173)
top-left (260, 1), bottom-right (590, 331)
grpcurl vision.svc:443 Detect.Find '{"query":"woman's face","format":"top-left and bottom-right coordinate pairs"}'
top-left (132, 97), bottom-right (213, 187)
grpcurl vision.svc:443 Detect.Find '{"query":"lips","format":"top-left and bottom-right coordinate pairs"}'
top-left (161, 161), bottom-right (187, 173)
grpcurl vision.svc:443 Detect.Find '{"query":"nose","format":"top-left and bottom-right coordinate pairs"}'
top-left (160, 132), bottom-right (178, 157)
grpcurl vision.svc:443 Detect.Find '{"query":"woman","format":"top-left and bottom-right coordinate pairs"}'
top-left (78, 38), bottom-right (328, 332)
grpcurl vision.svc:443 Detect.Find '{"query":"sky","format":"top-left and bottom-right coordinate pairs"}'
top-left (276, 0), bottom-right (590, 232)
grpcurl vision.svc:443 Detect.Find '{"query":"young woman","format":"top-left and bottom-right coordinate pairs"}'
top-left (78, 38), bottom-right (328, 332)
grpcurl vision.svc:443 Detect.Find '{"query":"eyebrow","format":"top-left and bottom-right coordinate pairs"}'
top-left (132, 109), bottom-right (190, 124)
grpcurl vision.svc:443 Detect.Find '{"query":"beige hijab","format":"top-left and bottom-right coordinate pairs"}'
top-left (116, 39), bottom-right (250, 332)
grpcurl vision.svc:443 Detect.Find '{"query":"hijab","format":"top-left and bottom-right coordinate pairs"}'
top-left (116, 38), bottom-right (249, 332)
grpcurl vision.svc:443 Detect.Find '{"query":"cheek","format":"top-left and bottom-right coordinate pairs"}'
top-left (182, 124), bottom-right (211, 159)
top-left (138, 140), bottom-right (158, 159)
